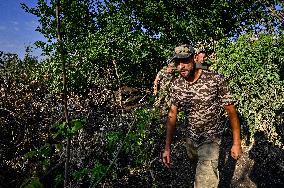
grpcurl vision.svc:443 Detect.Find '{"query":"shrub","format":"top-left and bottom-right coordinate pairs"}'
top-left (211, 33), bottom-right (284, 148)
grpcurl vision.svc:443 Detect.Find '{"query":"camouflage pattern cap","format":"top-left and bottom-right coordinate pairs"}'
top-left (194, 42), bottom-right (206, 54)
top-left (173, 44), bottom-right (195, 59)
top-left (195, 47), bottom-right (206, 54)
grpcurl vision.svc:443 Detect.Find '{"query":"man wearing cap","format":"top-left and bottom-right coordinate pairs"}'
top-left (162, 44), bottom-right (242, 188)
top-left (195, 49), bottom-right (209, 70)
top-left (153, 63), bottom-right (175, 96)
top-left (153, 62), bottom-right (175, 116)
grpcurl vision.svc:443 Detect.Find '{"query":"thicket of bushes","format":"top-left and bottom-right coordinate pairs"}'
top-left (212, 33), bottom-right (284, 148)
top-left (1, 32), bottom-right (284, 187)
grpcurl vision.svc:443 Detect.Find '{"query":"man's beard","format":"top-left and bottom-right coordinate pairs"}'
top-left (180, 66), bottom-right (195, 78)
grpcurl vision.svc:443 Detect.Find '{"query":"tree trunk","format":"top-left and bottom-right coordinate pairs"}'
top-left (56, 1), bottom-right (70, 187)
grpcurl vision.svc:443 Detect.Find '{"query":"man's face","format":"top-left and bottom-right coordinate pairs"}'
top-left (175, 58), bottom-right (195, 78)
top-left (195, 52), bottom-right (206, 63)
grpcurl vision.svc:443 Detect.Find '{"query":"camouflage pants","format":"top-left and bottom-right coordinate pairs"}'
top-left (185, 138), bottom-right (220, 188)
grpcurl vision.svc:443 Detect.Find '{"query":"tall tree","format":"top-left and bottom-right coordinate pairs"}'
top-left (21, 0), bottom-right (101, 95)
top-left (54, 1), bottom-right (70, 187)
top-left (122, 0), bottom-right (282, 46)
top-left (22, 0), bottom-right (283, 90)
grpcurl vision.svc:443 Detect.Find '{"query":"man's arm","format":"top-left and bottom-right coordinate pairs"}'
top-left (224, 104), bottom-right (242, 160)
top-left (162, 104), bottom-right (178, 167)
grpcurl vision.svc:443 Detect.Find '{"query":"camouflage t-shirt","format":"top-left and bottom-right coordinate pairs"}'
top-left (170, 70), bottom-right (235, 146)
top-left (157, 66), bottom-right (173, 90)
top-left (154, 66), bottom-right (174, 111)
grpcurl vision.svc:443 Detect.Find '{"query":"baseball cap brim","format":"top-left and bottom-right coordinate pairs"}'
top-left (172, 53), bottom-right (192, 59)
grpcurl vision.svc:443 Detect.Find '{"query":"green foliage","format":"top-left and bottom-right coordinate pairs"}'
top-left (72, 163), bottom-right (108, 186)
top-left (212, 33), bottom-right (284, 146)
top-left (0, 51), bottom-right (39, 93)
top-left (51, 118), bottom-right (86, 139)
top-left (21, 0), bottom-right (111, 95)
top-left (177, 111), bottom-right (186, 126)
top-left (21, 0), bottom-right (96, 56)
top-left (20, 177), bottom-right (44, 188)
top-left (21, 143), bottom-right (52, 180)
top-left (23, 143), bottom-right (52, 161)
top-left (21, 0), bottom-right (284, 93)
top-left (54, 174), bottom-right (64, 187)
top-left (72, 168), bottom-right (89, 181)
top-left (39, 58), bottom-right (63, 93)
top-left (2, 1), bottom-right (282, 187)
top-left (124, 108), bottom-right (162, 165)
top-left (107, 131), bottom-right (124, 153)
top-left (124, 0), bottom-right (282, 46)
top-left (105, 107), bottom-right (163, 169)
top-left (90, 160), bottom-right (108, 185)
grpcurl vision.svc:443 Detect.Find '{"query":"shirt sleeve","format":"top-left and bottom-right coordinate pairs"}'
top-left (218, 75), bottom-right (236, 106)
top-left (156, 69), bottom-right (163, 78)
top-left (157, 66), bottom-right (168, 77)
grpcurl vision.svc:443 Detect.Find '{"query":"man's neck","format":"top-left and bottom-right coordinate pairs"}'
top-left (186, 69), bottom-right (202, 84)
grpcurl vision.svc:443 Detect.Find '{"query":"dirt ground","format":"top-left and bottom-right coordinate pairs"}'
top-left (122, 131), bottom-right (284, 188)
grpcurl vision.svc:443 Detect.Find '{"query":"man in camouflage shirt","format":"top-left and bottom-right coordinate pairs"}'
top-left (194, 48), bottom-right (209, 70)
top-left (153, 62), bottom-right (175, 115)
top-left (162, 44), bottom-right (242, 188)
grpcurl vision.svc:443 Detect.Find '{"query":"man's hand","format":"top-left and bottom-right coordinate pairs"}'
top-left (163, 105), bottom-right (177, 168)
top-left (231, 144), bottom-right (242, 160)
top-left (162, 149), bottom-right (172, 168)
top-left (225, 104), bottom-right (242, 160)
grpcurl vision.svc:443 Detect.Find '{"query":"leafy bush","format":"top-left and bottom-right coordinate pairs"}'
top-left (20, 177), bottom-right (44, 188)
top-left (212, 33), bottom-right (284, 147)
top-left (81, 107), bottom-right (165, 187)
